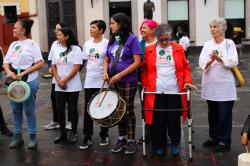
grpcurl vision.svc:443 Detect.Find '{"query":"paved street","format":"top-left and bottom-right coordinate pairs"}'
top-left (0, 46), bottom-right (250, 166)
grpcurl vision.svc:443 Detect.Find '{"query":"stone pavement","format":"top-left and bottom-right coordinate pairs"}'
top-left (0, 46), bottom-right (250, 166)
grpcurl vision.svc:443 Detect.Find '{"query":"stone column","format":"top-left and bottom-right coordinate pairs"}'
top-left (218, 0), bottom-right (224, 18)
top-left (131, 0), bottom-right (138, 35)
top-left (189, 0), bottom-right (196, 44)
top-left (76, 0), bottom-right (84, 46)
top-left (161, 0), bottom-right (167, 23)
top-left (245, 0), bottom-right (250, 39)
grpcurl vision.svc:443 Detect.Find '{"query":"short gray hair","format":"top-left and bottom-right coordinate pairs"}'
top-left (209, 18), bottom-right (227, 34)
top-left (154, 24), bottom-right (172, 37)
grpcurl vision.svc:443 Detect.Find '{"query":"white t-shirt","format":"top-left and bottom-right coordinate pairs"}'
top-left (4, 39), bottom-right (44, 82)
top-left (179, 36), bottom-right (190, 51)
top-left (52, 45), bottom-right (83, 92)
top-left (48, 41), bottom-right (62, 84)
top-left (199, 39), bottom-right (238, 101)
top-left (83, 38), bottom-right (109, 88)
top-left (156, 44), bottom-right (179, 93)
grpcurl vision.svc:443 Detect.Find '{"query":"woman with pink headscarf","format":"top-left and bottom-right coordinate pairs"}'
top-left (138, 19), bottom-right (158, 144)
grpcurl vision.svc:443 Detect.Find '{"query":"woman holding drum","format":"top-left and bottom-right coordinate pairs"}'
top-left (3, 19), bottom-right (44, 149)
top-left (51, 28), bottom-right (83, 144)
top-left (103, 13), bottom-right (142, 154)
top-left (141, 24), bottom-right (194, 156)
top-left (79, 20), bottom-right (109, 150)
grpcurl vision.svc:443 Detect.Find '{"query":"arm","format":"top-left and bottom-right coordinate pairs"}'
top-left (20, 60), bottom-right (44, 78)
top-left (199, 42), bottom-right (215, 70)
top-left (103, 56), bottom-right (110, 81)
top-left (220, 40), bottom-right (238, 68)
top-left (110, 55), bottom-right (141, 84)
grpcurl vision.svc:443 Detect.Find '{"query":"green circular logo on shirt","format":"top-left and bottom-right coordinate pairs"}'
top-left (159, 50), bottom-right (165, 56)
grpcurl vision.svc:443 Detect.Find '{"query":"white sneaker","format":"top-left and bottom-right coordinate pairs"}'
top-left (65, 122), bottom-right (72, 130)
top-left (44, 121), bottom-right (59, 130)
top-left (100, 137), bottom-right (109, 146)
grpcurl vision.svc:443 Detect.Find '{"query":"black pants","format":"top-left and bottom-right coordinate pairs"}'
top-left (83, 88), bottom-right (108, 138)
top-left (0, 106), bottom-right (7, 130)
top-left (207, 100), bottom-right (234, 146)
top-left (151, 94), bottom-right (182, 150)
top-left (51, 84), bottom-right (71, 122)
top-left (56, 91), bottom-right (79, 134)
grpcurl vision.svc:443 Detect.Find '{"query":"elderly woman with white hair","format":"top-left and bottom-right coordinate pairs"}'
top-left (141, 23), bottom-right (194, 156)
top-left (199, 18), bottom-right (238, 152)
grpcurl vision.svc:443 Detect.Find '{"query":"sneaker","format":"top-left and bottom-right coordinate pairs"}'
top-left (203, 139), bottom-right (218, 147)
top-left (100, 137), bottom-right (109, 146)
top-left (79, 136), bottom-right (92, 150)
top-left (215, 143), bottom-right (230, 152)
top-left (153, 146), bottom-right (166, 156)
top-left (44, 121), bottom-right (59, 130)
top-left (28, 134), bottom-right (37, 149)
top-left (68, 133), bottom-right (78, 144)
top-left (9, 134), bottom-right (24, 148)
top-left (111, 138), bottom-right (127, 153)
top-left (124, 140), bottom-right (137, 154)
top-left (171, 144), bottom-right (180, 157)
top-left (66, 122), bottom-right (72, 130)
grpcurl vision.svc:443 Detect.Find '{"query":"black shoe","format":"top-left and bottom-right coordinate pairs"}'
top-left (79, 136), bottom-right (92, 150)
top-left (203, 139), bottom-right (218, 147)
top-left (215, 144), bottom-right (230, 152)
top-left (68, 133), bottom-right (77, 144)
top-left (1, 127), bottom-right (13, 137)
top-left (111, 138), bottom-right (127, 153)
top-left (54, 134), bottom-right (67, 144)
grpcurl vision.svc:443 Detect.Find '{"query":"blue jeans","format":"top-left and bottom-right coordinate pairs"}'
top-left (10, 78), bottom-right (39, 135)
top-left (207, 100), bottom-right (234, 146)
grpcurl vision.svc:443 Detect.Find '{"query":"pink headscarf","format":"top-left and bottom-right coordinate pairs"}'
top-left (140, 19), bottom-right (158, 31)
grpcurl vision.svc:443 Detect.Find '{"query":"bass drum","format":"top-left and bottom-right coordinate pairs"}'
top-left (88, 90), bottom-right (126, 128)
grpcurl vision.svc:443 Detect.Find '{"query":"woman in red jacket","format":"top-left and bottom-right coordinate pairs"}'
top-left (141, 24), bottom-right (195, 156)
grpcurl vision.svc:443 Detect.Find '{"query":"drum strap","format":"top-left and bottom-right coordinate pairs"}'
top-left (110, 43), bottom-right (124, 77)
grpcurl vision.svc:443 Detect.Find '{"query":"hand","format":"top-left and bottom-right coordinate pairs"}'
top-left (7, 71), bottom-right (17, 80)
top-left (58, 79), bottom-right (67, 90)
top-left (241, 133), bottom-right (249, 152)
top-left (103, 72), bottom-right (109, 82)
top-left (110, 73), bottom-right (122, 85)
top-left (19, 72), bottom-right (26, 79)
top-left (48, 68), bottom-right (52, 74)
top-left (211, 50), bottom-right (222, 62)
top-left (184, 83), bottom-right (198, 91)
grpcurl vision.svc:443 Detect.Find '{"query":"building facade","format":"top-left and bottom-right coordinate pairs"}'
top-left (0, 0), bottom-right (250, 53)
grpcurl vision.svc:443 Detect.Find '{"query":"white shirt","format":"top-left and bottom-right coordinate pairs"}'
top-left (4, 39), bottom-right (44, 82)
top-left (48, 41), bottom-right (62, 84)
top-left (199, 39), bottom-right (238, 101)
top-left (156, 44), bottom-right (179, 93)
top-left (52, 45), bottom-right (83, 92)
top-left (179, 36), bottom-right (190, 51)
top-left (83, 38), bottom-right (109, 88)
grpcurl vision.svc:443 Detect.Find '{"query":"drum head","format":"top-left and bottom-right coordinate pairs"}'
top-left (89, 91), bottom-right (118, 119)
top-left (7, 80), bottom-right (31, 103)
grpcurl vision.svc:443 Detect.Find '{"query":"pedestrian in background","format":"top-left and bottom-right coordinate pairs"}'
top-left (199, 18), bottom-right (238, 152)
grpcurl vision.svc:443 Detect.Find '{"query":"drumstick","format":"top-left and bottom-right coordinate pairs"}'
top-left (99, 84), bottom-right (110, 107)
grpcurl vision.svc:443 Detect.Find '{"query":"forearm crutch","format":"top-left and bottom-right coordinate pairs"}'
top-left (141, 87), bottom-right (146, 157)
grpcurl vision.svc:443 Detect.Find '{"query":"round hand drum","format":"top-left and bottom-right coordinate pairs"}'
top-left (7, 80), bottom-right (31, 103)
top-left (238, 153), bottom-right (250, 166)
top-left (88, 90), bottom-right (126, 128)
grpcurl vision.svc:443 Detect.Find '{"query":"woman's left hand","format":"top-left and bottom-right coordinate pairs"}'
top-left (110, 73), bottom-right (122, 85)
top-left (184, 83), bottom-right (198, 91)
top-left (58, 79), bottom-right (67, 90)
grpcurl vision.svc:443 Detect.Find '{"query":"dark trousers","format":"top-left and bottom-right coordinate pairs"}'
top-left (0, 106), bottom-right (7, 130)
top-left (56, 91), bottom-right (79, 134)
top-left (207, 100), bottom-right (234, 146)
top-left (51, 84), bottom-right (71, 122)
top-left (151, 94), bottom-right (182, 150)
top-left (83, 88), bottom-right (109, 138)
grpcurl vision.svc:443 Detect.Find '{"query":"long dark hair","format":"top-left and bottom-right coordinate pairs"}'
top-left (59, 27), bottom-right (79, 55)
top-left (110, 13), bottom-right (131, 45)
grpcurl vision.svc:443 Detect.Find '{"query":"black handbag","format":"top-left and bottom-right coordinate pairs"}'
top-left (5, 65), bottom-right (28, 86)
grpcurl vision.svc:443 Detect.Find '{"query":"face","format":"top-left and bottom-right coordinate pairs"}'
top-left (90, 24), bottom-right (102, 38)
top-left (210, 22), bottom-right (222, 38)
top-left (13, 22), bottom-right (25, 38)
top-left (56, 31), bottom-right (68, 45)
top-left (54, 24), bottom-right (62, 35)
top-left (157, 34), bottom-right (171, 49)
top-left (140, 23), bottom-right (154, 38)
top-left (110, 18), bottom-right (120, 34)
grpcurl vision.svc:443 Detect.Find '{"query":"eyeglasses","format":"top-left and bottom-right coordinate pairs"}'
top-left (158, 38), bottom-right (170, 43)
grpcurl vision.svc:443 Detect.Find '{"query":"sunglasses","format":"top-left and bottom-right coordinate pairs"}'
top-left (158, 38), bottom-right (170, 43)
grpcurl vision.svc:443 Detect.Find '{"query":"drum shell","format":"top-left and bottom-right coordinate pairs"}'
top-left (7, 80), bottom-right (31, 103)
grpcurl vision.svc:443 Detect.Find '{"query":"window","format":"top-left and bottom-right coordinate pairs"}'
top-left (224, 0), bottom-right (245, 39)
top-left (167, 0), bottom-right (189, 40)
top-left (4, 6), bottom-right (17, 23)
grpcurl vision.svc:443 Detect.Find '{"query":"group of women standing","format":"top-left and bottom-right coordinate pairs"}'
top-left (2, 13), bottom-right (239, 157)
